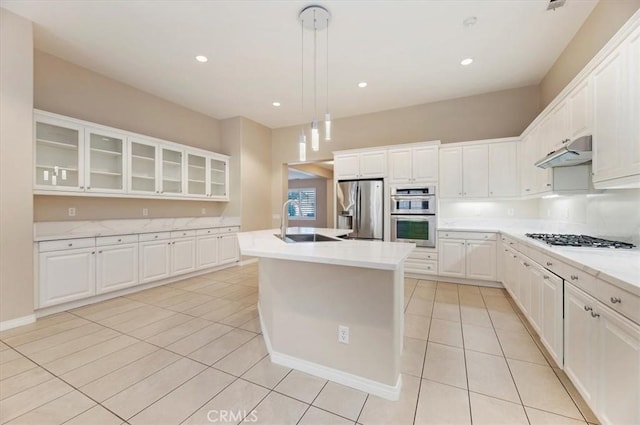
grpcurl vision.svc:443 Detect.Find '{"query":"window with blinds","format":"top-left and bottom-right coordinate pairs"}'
top-left (287, 188), bottom-right (316, 219)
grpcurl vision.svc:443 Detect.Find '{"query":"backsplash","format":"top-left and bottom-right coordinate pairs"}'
top-left (539, 189), bottom-right (640, 244)
top-left (438, 199), bottom-right (539, 219)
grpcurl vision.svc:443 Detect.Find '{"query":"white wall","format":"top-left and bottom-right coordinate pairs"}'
top-left (439, 199), bottom-right (539, 220)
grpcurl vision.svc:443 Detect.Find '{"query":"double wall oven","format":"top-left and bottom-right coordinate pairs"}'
top-left (390, 186), bottom-right (436, 248)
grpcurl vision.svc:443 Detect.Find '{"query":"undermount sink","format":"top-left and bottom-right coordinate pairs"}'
top-left (275, 233), bottom-right (341, 243)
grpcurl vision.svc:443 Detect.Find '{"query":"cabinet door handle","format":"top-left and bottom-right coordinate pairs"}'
top-left (590, 311), bottom-right (600, 318)
top-left (98, 250), bottom-right (102, 254)
top-left (584, 305), bottom-right (592, 312)
top-left (79, 186), bottom-right (84, 189)
top-left (117, 238), bottom-right (122, 242)
top-left (68, 243), bottom-right (73, 247)
top-left (91, 251), bottom-right (95, 255)
top-left (154, 235), bottom-right (158, 239)
top-left (543, 275), bottom-right (549, 280)
top-left (571, 275), bottom-right (579, 280)
top-left (610, 297), bottom-right (622, 304)
top-left (546, 261), bottom-right (552, 266)
top-left (524, 262), bottom-right (530, 267)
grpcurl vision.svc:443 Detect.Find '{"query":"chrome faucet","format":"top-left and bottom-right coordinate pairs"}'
top-left (281, 199), bottom-right (299, 239)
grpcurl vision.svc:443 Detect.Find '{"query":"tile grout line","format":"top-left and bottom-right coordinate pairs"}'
top-left (456, 285), bottom-right (474, 425)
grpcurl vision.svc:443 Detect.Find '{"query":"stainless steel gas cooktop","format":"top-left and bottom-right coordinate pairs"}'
top-left (525, 233), bottom-right (635, 249)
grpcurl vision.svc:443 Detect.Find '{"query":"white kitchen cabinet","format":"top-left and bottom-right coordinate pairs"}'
top-left (197, 232), bottom-right (219, 269)
top-left (39, 246), bottom-right (95, 308)
top-left (218, 233), bottom-right (239, 265)
top-left (533, 115), bottom-right (554, 194)
top-left (334, 151), bottom-right (387, 179)
top-left (439, 232), bottom-right (497, 281)
top-left (96, 241), bottom-right (138, 294)
top-left (565, 282), bottom-right (640, 425)
top-left (388, 145), bottom-right (438, 184)
top-left (592, 26), bottom-right (640, 188)
top-left (466, 240), bottom-right (497, 281)
top-left (171, 233), bottom-right (197, 276)
top-left (597, 305), bottom-right (640, 425)
top-left (438, 148), bottom-right (463, 197)
top-left (488, 142), bottom-right (519, 197)
top-left (519, 133), bottom-right (535, 196)
top-left (404, 248), bottom-right (438, 276)
top-left (85, 127), bottom-right (127, 193)
top-left (161, 147), bottom-right (184, 195)
top-left (439, 145), bottom-right (488, 198)
top-left (528, 265), bottom-right (543, 334)
top-left (564, 283), bottom-right (599, 406)
top-left (34, 110), bottom-right (230, 200)
top-left (129, 138), bottom-right (159, 195)
top-left (568, 79), bottom-right (592, 139)
top-left (438, 239), bottom-right (466, 278)
top-left (34, 115), bottom-right (85, 192)
top-left (139, 237), bottom-right (172, 284)
top-left (539, 269), bottom-right (563, 365)
top-left (515, 255), bottom-right (531, 315)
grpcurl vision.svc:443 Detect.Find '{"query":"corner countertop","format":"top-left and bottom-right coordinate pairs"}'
top-left (437, 219), bottom-right (640, 296)
top-left (34, 217), bottom-right (242, 241)
top-left (238, 227), bottom-right (415, 271)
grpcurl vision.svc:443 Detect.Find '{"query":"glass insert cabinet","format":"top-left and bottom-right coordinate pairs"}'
top-left (34, 111), bottom-right (229, 201)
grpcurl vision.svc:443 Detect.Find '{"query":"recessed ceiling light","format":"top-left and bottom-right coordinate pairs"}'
top-left (272, 101), bottom-right (281, 107)
top-left (460, 58), bottom-right (474, 66)
top-left (358, 82), bottom-right (368, 88)
top-left (195, 55), bottom-right (208, 63)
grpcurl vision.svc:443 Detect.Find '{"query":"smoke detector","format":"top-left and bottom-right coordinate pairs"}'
top-left (547, 0), bottom-right (567, 11)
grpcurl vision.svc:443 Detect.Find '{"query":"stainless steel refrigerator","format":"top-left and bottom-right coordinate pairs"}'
top-left (336, 179), bottom-right (384, 240)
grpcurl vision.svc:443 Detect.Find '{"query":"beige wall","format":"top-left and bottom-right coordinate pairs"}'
top-left (240, 118), bottom-right (272, 231)
top-left (540, 0), bottom-right (640, 107)
top-left (34, 50), bottom-right (229, 222)
top-left (288, 178), bottom-right (328, 228)
top-left (271, 85), bottom-right (541, 225)
top-left (220, 117), bottom-right (243, 219)
top-left (0, 8), bottom-right (34, 323)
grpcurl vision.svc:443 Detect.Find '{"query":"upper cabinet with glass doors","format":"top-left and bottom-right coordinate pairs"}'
top-left (34, 110), bottom-right (229, 201)
top-left (187, 152), bottom-right (229, 200)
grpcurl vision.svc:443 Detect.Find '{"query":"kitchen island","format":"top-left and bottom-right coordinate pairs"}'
top-left (237, 228), bottom-right (414, 400)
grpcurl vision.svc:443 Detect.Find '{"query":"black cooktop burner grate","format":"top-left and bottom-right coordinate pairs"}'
top-left (525, 233), bottom-right (635, 249)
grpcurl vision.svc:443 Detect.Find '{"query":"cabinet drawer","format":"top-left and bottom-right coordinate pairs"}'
top-left (597, 279), bottom-right (640, 325)
top-left (171, 230), bottom-right (196, 239)
top-left (408, 248), bottom-right (438, 261)
top-left (139, 232), bottom-right (171, 242)
top-left (560, 263), bottom-right (597, 295)
top-left (405, 260), bottom-right (438, 275)
top-left (196, 228), bottom-right (220, 236)
top-left (528, 251), bottom-right (564, 277)
top-left (39, 238), bottom-right (95, 252)
top-left (439, 231), bottom-right (496, 241)
top-left (220, 226), bottom-right (240, 233)
top-left (96, 234), bottom-right (138, 247)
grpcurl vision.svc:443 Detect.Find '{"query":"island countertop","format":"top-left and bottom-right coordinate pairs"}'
top-left (237, 227), bottom-right (415, 271)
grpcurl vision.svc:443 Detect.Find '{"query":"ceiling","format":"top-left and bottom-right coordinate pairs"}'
top-left (2, 0), bottom-right (598, 129)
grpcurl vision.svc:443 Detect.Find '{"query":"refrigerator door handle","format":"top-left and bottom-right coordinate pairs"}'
top-left (355, 184), bottom-right (360, 236)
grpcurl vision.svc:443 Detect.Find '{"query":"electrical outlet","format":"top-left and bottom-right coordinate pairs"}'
top-left (201, 208), bottom-right (206, 215)
top-left (68, 207), bottom-right (76, 217)
top-left (338, 325), bottom-right (349, 344)
top-left (507, 208), bottom-right (514, 217)
top-left (142, 208), bottom-right (148, 217)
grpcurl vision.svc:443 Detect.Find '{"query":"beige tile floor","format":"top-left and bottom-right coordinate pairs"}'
top-left (0, 264), bottom-right (599, 425)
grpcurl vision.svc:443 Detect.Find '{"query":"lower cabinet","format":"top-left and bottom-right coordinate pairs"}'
top-left (139, 237), bottom-right (172, 284)
top-left (218, 233), bottom-right (239, 265)
top-left (38, 227), bottom-right (240, 309)
top-left (39, 246), bottom-right (96, 308)
top-left (96, 241), bottom-right (138, 294)
top-left (404, 247), bottom-right (438, 276)
top-left (564, 282), bottom-right (640, 425)
top-left (438, 232), bottom-right (497, 281)
top-left (170, 232), bottom-right (197, 276)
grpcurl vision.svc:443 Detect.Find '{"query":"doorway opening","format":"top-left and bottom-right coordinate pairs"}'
top-left (286, 161), bottom-right (334, 228)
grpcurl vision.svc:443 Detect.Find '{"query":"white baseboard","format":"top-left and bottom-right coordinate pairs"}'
top-left (239, 257), bottom-right (258, 266)
top-left (0, 314), bottom-right (36, 331)
top-left (434, 275), bottom-right (504, 288)
top-left (258, 304), bottom-right (401, 401)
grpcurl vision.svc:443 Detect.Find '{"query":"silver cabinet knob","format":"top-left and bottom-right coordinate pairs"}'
top-left (546, 262), bottom-right (552, 266)
top-left (571, 275), bottom-right (579, 280)
top-left (610, 297), bottom-right (622, 304)
top-left (584, 305), bottom-right (592, 312)
top-left (590, 311), bottom-right (600, 318)
top-left (524, 262), bottom-right (530, 267)
top-left (117, 238), bottom-right (122, 242)
top-left (68, 243), bottom-right (73, 247)
top-left (80, 186), bottom-right (84, 189)
top-left (543, 275), bottom-right (549, 280)
top-left (98, 250), bottom-right (103, 254)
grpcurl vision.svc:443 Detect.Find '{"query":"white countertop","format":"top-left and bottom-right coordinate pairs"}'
top-left (34, 216), bottom-right (241, 241)
top-left (438, 219), bottom-right (640, 296)
top-left (238, 228), bottom-right (415, 271)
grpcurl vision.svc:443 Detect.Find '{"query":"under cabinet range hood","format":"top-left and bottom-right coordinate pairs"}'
top-left (535, 135), bottom-right (592, 169)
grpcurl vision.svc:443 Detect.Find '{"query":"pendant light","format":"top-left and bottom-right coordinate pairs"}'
top-left (298, 5), bottom-right (331, 154)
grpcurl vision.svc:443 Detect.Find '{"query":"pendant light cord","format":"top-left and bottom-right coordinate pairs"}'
top-left (326, 17), bottom-right (329, 114)
top-left (313, 20), bottom-right (317, 121)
